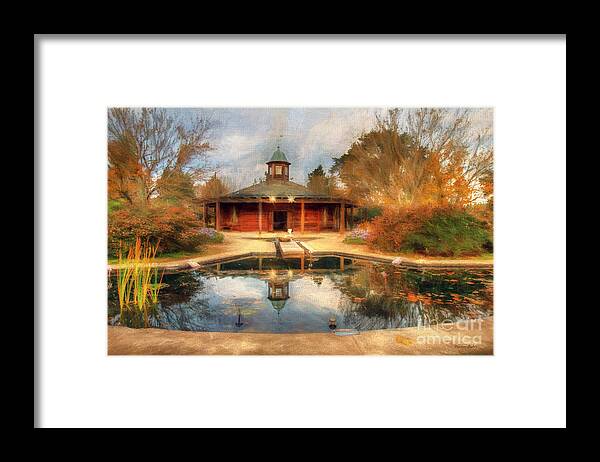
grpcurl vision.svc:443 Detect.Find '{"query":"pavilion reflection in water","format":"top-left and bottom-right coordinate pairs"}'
top-left (212, 256), bottom-right (355, 328)
top-left (267, 273), bottom-right (291, 318)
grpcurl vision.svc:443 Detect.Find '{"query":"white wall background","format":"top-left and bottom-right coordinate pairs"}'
top-left (36, 36), bottom-right (566, 428)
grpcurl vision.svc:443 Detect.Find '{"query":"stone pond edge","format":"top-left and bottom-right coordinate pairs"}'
top-left (107, 250), bottom-right (494, 272)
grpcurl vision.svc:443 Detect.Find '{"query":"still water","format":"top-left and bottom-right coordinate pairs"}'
top-left (108, 257), bottom-right (493, 333)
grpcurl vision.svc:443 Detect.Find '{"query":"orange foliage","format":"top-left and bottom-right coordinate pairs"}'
top-left (108, 140), bottom-right (145, 204)
top-left (419, 149), bottom-right (476, 208)
top-left (332, 109), bottom-right (493, 209)
top-left (108, 204), bottom-right (204, 256)
top-left (367, 205), bottom-right (438, 252)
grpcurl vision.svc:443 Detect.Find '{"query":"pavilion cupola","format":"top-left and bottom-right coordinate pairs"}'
top-left (266, 146), bottom-right (291, 181)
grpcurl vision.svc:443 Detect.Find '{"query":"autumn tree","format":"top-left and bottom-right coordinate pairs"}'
top-left (107, 108), bottom-right (217, 256)
top-left (107, 108), bottom-right (214, 206)
top-left (155, 167), bottom-right (197, 204)
top-left (197, 173), bottom-right (233, 200)
top-left (331, 108), bottom-right (493, 209)
top-left (306, 164), bottom-right (336, 196)
top-left (108, 139), bottom-right (141, 204)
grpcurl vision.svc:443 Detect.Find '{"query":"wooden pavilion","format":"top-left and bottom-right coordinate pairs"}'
top-left (202, 147), bottom-right (354, 233)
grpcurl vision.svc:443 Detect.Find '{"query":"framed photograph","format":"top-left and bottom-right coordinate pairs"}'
top-left (106, 107), bottom-right (494, 356)
top-left (35, 35), bottom-right (566, 428)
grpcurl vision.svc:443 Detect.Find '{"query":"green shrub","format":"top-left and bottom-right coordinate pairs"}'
top-left (198, 227), bottom-right (224, 244)
top-left (400, 209), bottom-right (491, 257)
top-left (368, 206), bottom-right (491, 257)
top-left (210, 232), bottom-right (224, 243)
top-left (343, 228), bottom-right (370, 245)
top-left (482, 237), bottom-right (494, 253)
top-left (352, 207), bottom-right (383, 225)
top-left (367, 206), bottom-right (435, 252)
top-left (108, 199), bottom-right (125, 213)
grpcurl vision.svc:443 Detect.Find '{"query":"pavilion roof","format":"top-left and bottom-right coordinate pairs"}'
top-left (269, 299), bottom-right (288, 311)
top-left (225, 179), bottom-right (331, 199)
top-left (268, 147), bottom-right (290, 163)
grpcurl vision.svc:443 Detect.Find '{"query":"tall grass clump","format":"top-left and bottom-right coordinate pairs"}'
top-left (116, 237), bottom-right (165, 326)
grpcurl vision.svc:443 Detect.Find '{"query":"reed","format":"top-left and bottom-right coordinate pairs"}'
top-left (148, 267), bottom-right (164, 304)
top-left (116, 242), bottom-right (134, 310)
top-left (115, 237), bottom-right (165, 326)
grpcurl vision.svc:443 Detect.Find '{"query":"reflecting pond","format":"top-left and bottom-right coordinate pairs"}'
top-left (108, 256), bottom-right (493, 333)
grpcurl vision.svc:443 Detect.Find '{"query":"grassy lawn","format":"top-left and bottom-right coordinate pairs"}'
top-left (108, 250), bottom-right (201, 265)
top-left (107, 242), bottom-right (231, 265)
top-left (342, 237), bottom-right (368, 245)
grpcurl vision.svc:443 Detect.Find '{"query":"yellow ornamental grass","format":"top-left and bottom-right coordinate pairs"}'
top-left (115, 238), bottom-right (165, 326)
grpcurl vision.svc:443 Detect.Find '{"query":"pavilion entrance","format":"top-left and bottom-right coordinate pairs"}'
top-left (272, 211), bottom-right (288, 231)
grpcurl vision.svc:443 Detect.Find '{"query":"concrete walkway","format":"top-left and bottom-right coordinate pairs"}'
top-left (107, 318), bottom-right (493, 355)
top-left (108, 232), bottom-right (493, 271)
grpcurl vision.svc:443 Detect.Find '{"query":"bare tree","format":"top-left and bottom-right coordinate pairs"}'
top-left (403, 108), bottom-right (493, 204)
top-left (107, 108), bottom-right (215, 204)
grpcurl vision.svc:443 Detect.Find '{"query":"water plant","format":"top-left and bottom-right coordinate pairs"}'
top-left (116, 237), bottom-right (165, 326)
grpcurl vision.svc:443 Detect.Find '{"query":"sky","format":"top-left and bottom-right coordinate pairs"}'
top-left (169, 108), bottom-right (382, 189)
top-left (167, 107), bottom-right (493, 191)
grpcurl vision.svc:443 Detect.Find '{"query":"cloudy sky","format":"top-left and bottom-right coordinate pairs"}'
top-left (169, 108), bottom-right (382, 189)
top-left (168, 107), bottom-right (492, 191)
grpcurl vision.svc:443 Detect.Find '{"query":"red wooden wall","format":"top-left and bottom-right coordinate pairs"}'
top-left (218, 203), bottom-right (339, 232)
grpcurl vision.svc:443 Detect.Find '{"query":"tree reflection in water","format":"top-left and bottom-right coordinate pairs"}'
top-left (339, 295), bottom-right (488, 330)
top-left (159, 271), bottom-right (205, 307)
top-left (335, 264), bottom-right (492, 330)
top-left (109, 271), bottom-right (214, 330)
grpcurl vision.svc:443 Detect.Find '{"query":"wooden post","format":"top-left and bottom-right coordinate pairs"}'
top-left (349, 206), bottom-right (354, 230)
top-left (215, 201), bottom-right (221, 231)
top-left (258, 257), bottom-right (263, 271)
top-left (300, 199), bottom-right (305, 234)
top-left (202, 202), bottom-right (207, 228)
top-left (339, 201), bottom-right (346, 234)
top-left (258, 200), bottom-right (263, 235)
top-left (340, 256), bottom-right (345, 271)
